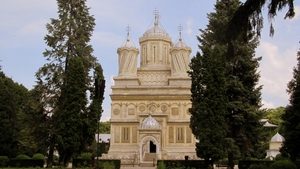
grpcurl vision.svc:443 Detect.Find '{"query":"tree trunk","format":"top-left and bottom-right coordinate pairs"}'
top-left (46, 134), bottom-right (56, 168)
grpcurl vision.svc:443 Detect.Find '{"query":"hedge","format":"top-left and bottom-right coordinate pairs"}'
top-left (157, 160), bottom-right (213, 169)
top-left (9, 159), bottom-right (44, 168)
top-left (0, 156), bottom-right (9, 167)
top-left (72, 159), bottom-right (93, 168)
top-left (238, 160), bottom-right (274, 169)
top-left (72, 159), bottom-right (120, 169)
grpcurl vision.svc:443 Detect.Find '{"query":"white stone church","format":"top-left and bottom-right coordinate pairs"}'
top-left (102, 11), bottom-right (197, 165)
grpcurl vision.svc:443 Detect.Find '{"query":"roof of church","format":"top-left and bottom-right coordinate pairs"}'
top-left (120, 31), bottom-right (136, 48)
top-left (143, 24), bottom-right (169, 37)
top-left (173, 31), bottom-right (189, 48)
top-left (264, 121), bottom-right (278, 127)
top-left (141, 114), bottom-right (160, 129)
top-left (270, 132), bottom-right (285, 142)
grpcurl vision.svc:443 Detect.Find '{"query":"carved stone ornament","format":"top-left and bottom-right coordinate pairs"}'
top-left (161, 105), bottom-right (168, 112)
top-left (113, 108), bottom-right (120, 115)
top-left (150, 105), bottom-right (156, 113)
top-left (171, 108), bottom-right (179, 116)
top-left (128, 108), bottom-right (135, 115)
top-left (139, 105), bottom-right (146, 112)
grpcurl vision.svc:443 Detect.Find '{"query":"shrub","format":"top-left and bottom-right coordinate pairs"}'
top-left (100, 161), bottom-right (115, 169)
top-left (32, 153), bottom-right (45, 161)
top-left (269, 160), bottom-right (296, 169)
top-left (275, 153), bottom-right (289, 161)
top-left (157, 161), bottom-right (166, 169)
top-left (72, 158), bottom-right (93, 167)
top-left (249, 164), bottom-right (268, 169)
top-left (15, 154), bottom-right (31, 159)
top-left (9, 159), bottom-right (44, 168)
top-left (81, 152), bottom-right (92, 159)
top-left (0, 156), bottom-right (9, 167)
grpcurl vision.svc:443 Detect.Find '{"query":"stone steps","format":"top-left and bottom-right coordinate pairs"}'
top-left (144, 153), bottom-right (156, 161)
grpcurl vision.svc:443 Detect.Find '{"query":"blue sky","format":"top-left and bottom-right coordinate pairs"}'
top-left (1, 1), bottom-right (300, 121)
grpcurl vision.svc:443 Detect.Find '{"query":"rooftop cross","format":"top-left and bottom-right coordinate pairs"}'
top-left (126, 25), bottom-right (131, 41)
top-left (178, 24), bottom-right (183, 32)
top-left (126, 25), bottom-right (131, 33)
top-left (153, 8), bottom-right (160, 26)
top-left (178, 24), bottom-right (183, 41)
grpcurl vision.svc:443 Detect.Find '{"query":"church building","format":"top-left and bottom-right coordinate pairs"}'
top-left (106, 11), bottom-right (196, 165)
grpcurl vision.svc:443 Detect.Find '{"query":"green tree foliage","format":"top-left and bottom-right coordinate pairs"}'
top-left (189, 47), bottom-right (227, 164)
top-left (281, 47), bottom-right (300, 162)
top-left (82, 64), bottom-right (105, 153)
top-left (99, 121), bottom-right (111, 134)
top-left (0, 72), bottom-right (20, 158)
top-left (0, 69), bottom-right (29, 158)
top-left (56, 57), bottom-right (87, 166)
top-left (34, 0), bottom-right (103, 167)
top-left (190, 0), bottom-right (263, 168)
top-left (264, 107), bottom-right (285, 126)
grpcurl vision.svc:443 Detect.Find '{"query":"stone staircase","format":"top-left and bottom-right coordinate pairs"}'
top-left (141, 153), bottom-right (156, 167)
top-left (144, 153), bottom-right (156, 161)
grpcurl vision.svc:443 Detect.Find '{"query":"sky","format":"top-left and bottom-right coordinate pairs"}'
top-left (1, 1), bottom-right (300, 122)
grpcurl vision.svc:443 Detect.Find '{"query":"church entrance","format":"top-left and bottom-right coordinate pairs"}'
top-left (149, 140), bottom-right (156, 153)
top-left (139, 136), bottom-right (160, 163)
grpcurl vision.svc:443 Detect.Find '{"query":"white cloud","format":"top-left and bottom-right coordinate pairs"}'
top-left (185, 18), bottom-right (193, 36)
top-left (261, 100), bottom-right (275, 109)
top-left (257, 41), bottom-right (297, 107)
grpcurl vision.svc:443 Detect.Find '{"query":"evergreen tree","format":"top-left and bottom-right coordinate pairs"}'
top-left (0, 72), bottom-right (21, 158)
top-left (281, 46), bottom-right (300, 163)
top-left (34, 0), bottom-right (103, 167)
top-left (190, 0), bottom-right (263, 168)
top-left (0, 70), bottom-right (29, 157)
top-left (56, 57), bottom-right (87, 166)
top-left (189, 46), bottom-right (227, 166)
top-left (81, 63), bottom-right (105, 154)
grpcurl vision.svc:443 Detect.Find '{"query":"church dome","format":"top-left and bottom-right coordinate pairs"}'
top-left (172, 27), bottom-right (191, 49)
top-left (173, 38), bottom-right (189, 48)
top-left (142, 11), bottom-right (170, 38)
top-left (143, 24), bottom-right (169, 37)
top-left (270, 132), bottom-right (285, 142)
top-left (141, 114), bottom-right (160, 129)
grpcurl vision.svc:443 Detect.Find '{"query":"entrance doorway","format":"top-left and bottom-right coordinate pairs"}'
top-left (149, 140), bottom-right (156, 153)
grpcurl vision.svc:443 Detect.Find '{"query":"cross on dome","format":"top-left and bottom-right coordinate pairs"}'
top-left (153, 8), bottom-right (160, 26)
top-left (126, 25), bottom-right (131, 41)
top-left (126, 25), bottom-right (131, 33)
top-left (178, 24), bottom-right (183, 41)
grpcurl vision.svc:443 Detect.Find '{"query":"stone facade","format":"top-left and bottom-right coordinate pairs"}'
top-left (105, 12), bottom-right (196, 165)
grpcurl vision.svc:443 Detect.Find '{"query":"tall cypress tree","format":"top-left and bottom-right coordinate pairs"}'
top-left (190, 0), bottom-right (263, 168)
top-left (57, 57), bottom-right (87, 166)
top-left (189, 46), bottom-right (227, 166)
top-left (281, 46), bottom-right (300, 163)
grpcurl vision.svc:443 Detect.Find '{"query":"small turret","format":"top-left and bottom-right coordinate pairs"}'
top-left (170, 24), bottom-right (192, 77)
top-left (117, 25), bottom-right (139, 77)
